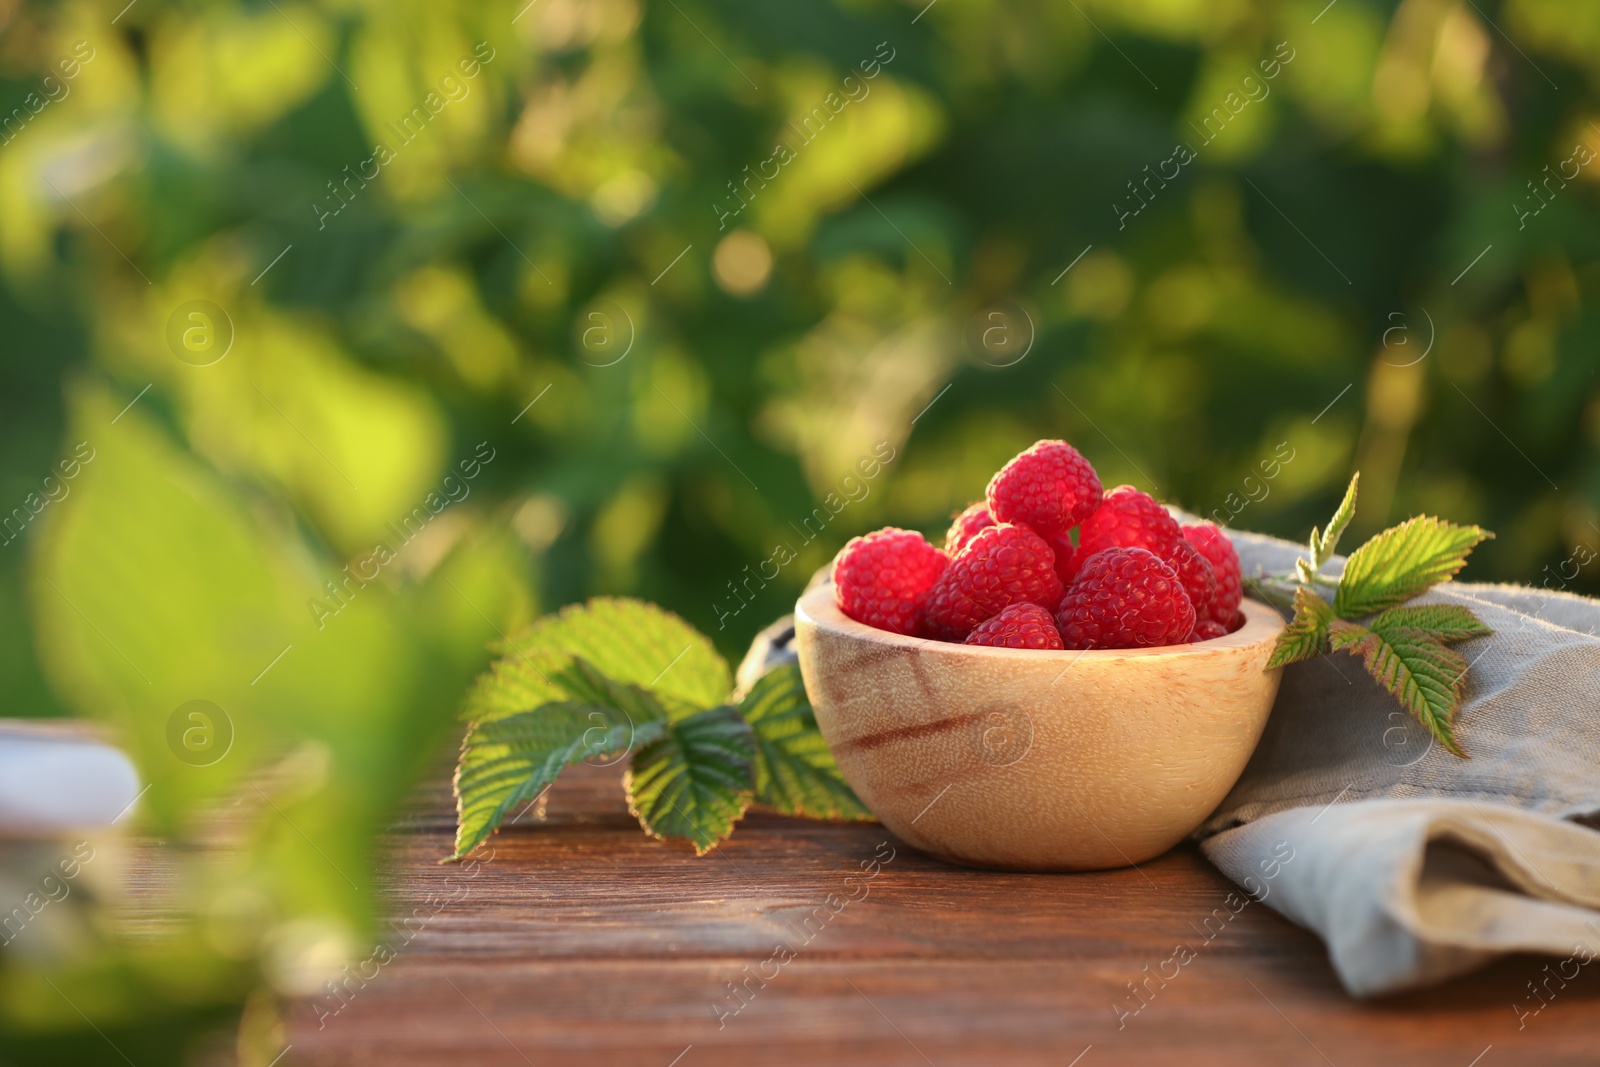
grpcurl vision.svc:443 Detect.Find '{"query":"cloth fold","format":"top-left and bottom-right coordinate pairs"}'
top-left (1203, 799), bottom-right (1600, 996)
top-left (755, 525), bottom-right (1600, 996)
top-left (1191, 528), bottom-right (1600, 994)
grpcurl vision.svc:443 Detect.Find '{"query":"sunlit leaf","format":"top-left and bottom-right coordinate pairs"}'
top-left (1329, 620), bottom-right (1469, 758)
top-left (1309, 472), bottom-right (1359, 571)
top-left (740, 663), bottom-right (871, 821)
top-left (453, 692), bottom-right (667, 859)
top-left (459, 644), bottom-right (700, 725)
top-left (31, 387), bottom-right (506, 1019)
top-left (625, 706), bottom-right (754, 854)
top-left (481, 598), bottom-right (731, 720)
top-left (1333, 516), bottom-right (1492, 618)
top-left (1266, 586), bottom-right (1335, 669)
top-left (1369, 603), bottom-right (1492, 644)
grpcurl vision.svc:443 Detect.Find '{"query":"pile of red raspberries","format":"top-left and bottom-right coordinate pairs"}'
top-left (832, 440), bottom-right (1245, 650)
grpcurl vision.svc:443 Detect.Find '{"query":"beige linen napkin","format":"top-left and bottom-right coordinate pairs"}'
top-left (1195, 529), bottom-right (1600, 996)
top-left (749, 532), bottom-right (1600, 997)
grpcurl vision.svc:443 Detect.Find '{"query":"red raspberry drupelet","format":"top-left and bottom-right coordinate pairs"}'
top-left (1078, 485), bottom-right (1216, 617)
top-left (1056, 546), bottom-right (1196, 650)
top-left (1076, 484), bottom-right (1184, 559)
top-left (986, 440), bottom-right (1103, 541)
top-left (1048, 532), bottom-right (1078, 589)
top-left (1165, 537), bottom-right (1218, 621)
top-left (943, 500), bottom-right (997, 555)
top-left (1182, 522), bottom-right (1244, 628)
top-left (832, 528), bottom-right (949, 636)
top-left (965, 602), bottom-right (1065, 650)
top-left (923, 523), bottom-right (1064, 640)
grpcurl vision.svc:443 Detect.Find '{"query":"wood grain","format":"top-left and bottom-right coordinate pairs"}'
top-left (794, 587), bottom-right (1284, 869)
top-left (289, 763), bottom-right (1600, 1066)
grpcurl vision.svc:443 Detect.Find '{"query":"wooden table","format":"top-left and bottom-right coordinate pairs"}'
top-left (291, 764), bottom-right (1600, 1066)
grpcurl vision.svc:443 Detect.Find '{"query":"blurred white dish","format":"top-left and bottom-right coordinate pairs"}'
top-left (0, 721), bottom-right (141, 839)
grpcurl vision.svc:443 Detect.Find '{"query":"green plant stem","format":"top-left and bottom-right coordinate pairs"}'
top-left (1248, 570), bottom-right (1339, 615)
top-left (1244, 574), bottom-right (1300, 615)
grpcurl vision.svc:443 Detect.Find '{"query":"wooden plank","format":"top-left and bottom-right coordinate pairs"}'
top-left (290, 765), bottom-right (1600, 1066)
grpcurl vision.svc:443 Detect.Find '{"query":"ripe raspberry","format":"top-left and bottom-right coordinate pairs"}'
top-left (1049, 533), bottom-right (1079, 588)
top-left (1078, 485), bottom-right (1215, 614)
top-left (1189, 619), bottom-right (1229, 643)
top-left (1056, 547), bottom-right (1195, 650)
top-left (944, 501), bottom-right (996, 555)
top-left (965, 603), bottom-right (1065, 650)
top-left (986, 440), bottom-right (1103, 540)
top-left (1166, 537), bottom-right (1217, 621)
top-left (1076, 485), bottom-right (1184, 559)
top-left (924, 523), bottom-right (1064, 640)
top-left (833, 528), bottom-right (949, 636)
top-left (1182, 522), bottom-right (1243, 627)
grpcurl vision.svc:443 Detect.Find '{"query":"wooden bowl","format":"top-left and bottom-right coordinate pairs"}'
top-left (793, 586), bottom-right (1286, 871)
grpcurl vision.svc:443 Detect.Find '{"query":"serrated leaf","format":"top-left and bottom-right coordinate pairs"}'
top-left (626, 706), bottom-right (755, 854)
top-left (1326, 618), bottom-right (1366, 653)
top-left (739, 663), bottom-right (872, 822)
top-left (457, 643), bottom-right (694, 726)
top-left (496, 598), bottom-right (731, 717)
top-left (457, 645), bottom-right (574, 724)
top-left (453, 691), bottom-right (670, 859)
top-left (1370, 604), bottom-right (1492, 645)
top-left (1329, 620), bottom-right (1469, 758)
top-left (1333, 516), bottom-right (1493, 618)
top-left (1266, 586), bottom-right (1335, 668)
top-left (1309, 473), bottom-right (1360, 571)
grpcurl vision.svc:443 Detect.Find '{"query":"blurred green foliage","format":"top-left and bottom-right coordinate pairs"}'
top-left (1, 0), bottom-right (1598, 1059)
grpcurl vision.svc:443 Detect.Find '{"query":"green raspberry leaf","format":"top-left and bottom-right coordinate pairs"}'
top-left (1329, 619), bottom-right (1469, 758)
top-left (457, 645), bottom-right (571, 725)
top-left (1332, 516), bottom-right (1493, 618)
top-left (516, 597), bottom-right (730, 714)
top-left (459, 643), bottom-right (702, 725)
top-left (461, 597), bottom-right (730, 723)
top-left (626, 706), bottom-right (755, 854)
top-left (1369, 604), bottom-right (1493, 645)
top-left (740, 663), bottom-right (872, 822)
top-left (453, 685), bottom-right (670, 859)
top-left (1309, 472), bottom-right (1360, 572)
top-left (1266, 586), bottom-right (1335, 669)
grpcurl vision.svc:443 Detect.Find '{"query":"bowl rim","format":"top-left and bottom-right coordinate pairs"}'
top-left (795, 585), bottom-right (1285, 662)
